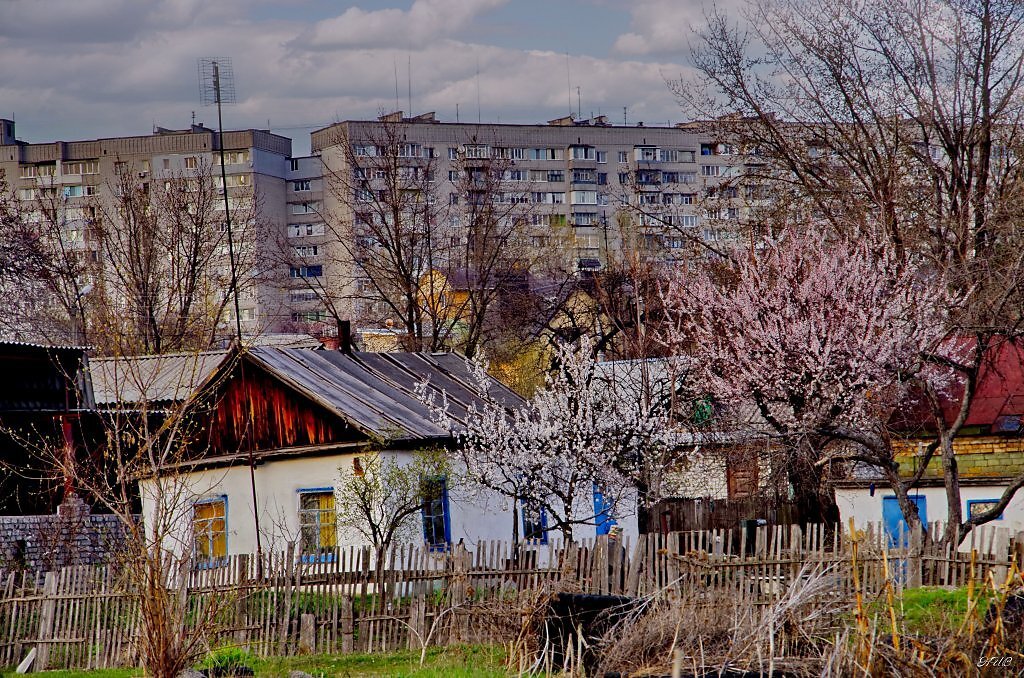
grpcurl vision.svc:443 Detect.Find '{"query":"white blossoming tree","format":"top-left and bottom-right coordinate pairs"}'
top-left (662, 229), bottom-right (954, 527)
top-left (425, 340), bottom-right (676, 542)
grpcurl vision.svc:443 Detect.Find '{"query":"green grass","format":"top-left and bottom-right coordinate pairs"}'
top-left (3, 644), bottom-right (509, 678)
top-left (867, 585), bottom-right (994, 634)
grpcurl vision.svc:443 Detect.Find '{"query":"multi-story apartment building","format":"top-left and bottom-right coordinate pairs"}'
top-left (293, 112), bottom-right (747, 339)
top-left (0, 119), bottom-right (292, 347)
top-left (1, 113), bottom-right (751, 347)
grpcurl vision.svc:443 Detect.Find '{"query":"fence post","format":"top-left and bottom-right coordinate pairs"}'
top-left (993, 528), bottom-right (1011, 587)
top-left (35, 571), bottom-right (57, 670)
top-left (407, 594), bottom-right (425, 650)
top-left (908, 525), bottom-right (923, 588)
top-left (234, 553), bottom-right (249, 647)
top-left (279, 542), bottom-right (295, 654)
top-left (340, 595), bottom-right (354, 653)
top-left (298, 614), bottom-right (315, 654)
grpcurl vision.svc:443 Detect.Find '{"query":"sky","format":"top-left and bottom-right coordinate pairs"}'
top-left (0, 0), bottom-right (733, 156)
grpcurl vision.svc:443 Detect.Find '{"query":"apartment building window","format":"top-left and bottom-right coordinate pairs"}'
top-left (721, 186), bottom-right (738, 199)
top-left (681, 215), bottom-right (699, 228)
top-left (62, 185), bottom-right (83, 198)
top-left (184, 156), bottom-right (199, 170)
top-left (494, 147), bottom-right (525, 160)
top-left (571, 190), bottom-right (598, 205)
top-left (596, 151), bottom-right (608, 163)
top-left (572, 169), bottom-right (596, 183)
top-left (289, 159), bottom-right (300, 171)
top-left (529, 170), bottom-right (548, 182)
top-left (293, 179), bottom-right (311, 191)
top-left (679, 172), bottom-right (696, 184)
top-left (618, 173), bottom-right (629, 184)
top-left (291, 310), bottom-right (326, 322)
top-left (505, 169), bottom-right (527, 181)
top-left (662, 193), bottom-right (676, 205)
top-left (680, 151), bottom-right (696, 163)
top-left (617, 151), bottom-right (628, 163)
top-left (570, 146), bottom-right (595, 160)
top-left (575, 234), bottom-right (599, 250)
top-left (679, 193), bottom-right (695, 205)
top-left (727, 207), bottom-right (740, 219)
top-left (573, 212), bottom-right (598, 226)
top-left (635, 146), bottom-right (658, 162)
top-left (17, 188), bottom-right (35, 201)
top-left (529, 148), bottom-right (564, 161)
top-left (448, 170), bottom-right (460, 181)
top-left (662, 172), bottom-right (679, 183)
top-left (216, 151), bottom-right (249, 165)
top-left (464, 145), bottom-right (490, 159)
top-left (298, 489), bottom-right (337, 555)
top-left (193, 497), bottom-right (227, 564)
top-left (701, 165), bottom-right (720, 177)
top-left (289, 290), bottom-right (319, 303)
top-left (20, 163), bottom-right (55, 179)
top-left (289, 223), bottom-right (325, 237)
top-left (291, 202), bottom-right (320, 214)
top-left (547, 170), bottom-right (565, 183)
top-left (294, 245), bottom-right (319, 257)
top-left (701, 143), bottom-right (714, 155)
top-left (290, 265), bottom-right (323, 278)
top-left (658, 149), bottom-right (678, 162)
top-left (448, 147), bottom-right (459, 160)
top-left (354, 145), bottom-right (377, 157)
top-left (449, 193), bottom-right (459, 205)
top-left (397, 143), bottom-right (422, 158)
top-left (162, 159), bottom-right (171, 170)
top-left (597, 173), bottom-right (608, 185)
top-left (62, 161), bottom-right (98, 175)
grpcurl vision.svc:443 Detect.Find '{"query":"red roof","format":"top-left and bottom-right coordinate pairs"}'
top-left (893, 338), bottom-right (1024, 432)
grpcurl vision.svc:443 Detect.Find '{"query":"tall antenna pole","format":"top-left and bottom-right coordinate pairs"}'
top-left (566, 53), bottom-right (572, 118)
top-left (199, 57), bottom-right (264, 573)
top-left (407, 53), bottom-right (413, 116)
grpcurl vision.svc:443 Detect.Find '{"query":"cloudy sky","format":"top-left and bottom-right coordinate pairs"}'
top-left (0, 0), bottom-right (725, 155)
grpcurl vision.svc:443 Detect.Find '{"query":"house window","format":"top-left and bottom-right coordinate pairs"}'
top-left (522, 502), bottom-right (548, 545)
top-left (966, 499), bottom-right (1004, 521)
top-left (421, 476), bottom-right (450, 549)
top-left (298, 489), bottom-right (337, 556)
top-left (193, 497), bottom-right (227, 564)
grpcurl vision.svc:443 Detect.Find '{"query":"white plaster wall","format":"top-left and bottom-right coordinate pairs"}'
top-left (837, 484), bottom-right (1024, 548)
top-left (140, 451), bottom-right (642, 560)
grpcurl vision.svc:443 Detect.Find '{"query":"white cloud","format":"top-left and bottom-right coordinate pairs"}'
top-left (612, 0), bottom-right (748, 57)
top-left (0, 0), bottom-right (699, 149)
top-left (300, 0), bottom-right (508, 51)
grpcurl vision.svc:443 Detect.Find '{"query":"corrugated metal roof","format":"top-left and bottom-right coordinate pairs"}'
top-left (245, 349), bottom-right (523, 441)
top-left (89, 351), bottom-right (228, 406)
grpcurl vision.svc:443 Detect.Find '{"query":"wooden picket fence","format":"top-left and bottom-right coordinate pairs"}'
top-left (0, 521), bottom-right (1021, 671)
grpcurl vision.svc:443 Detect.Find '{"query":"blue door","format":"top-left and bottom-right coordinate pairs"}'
top-left (593, 484), bottom-right (617, 536)
top-left (882, 495), bottom-right (926, 547)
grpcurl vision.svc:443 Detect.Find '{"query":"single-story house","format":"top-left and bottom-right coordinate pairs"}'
top-left (835, 339), bottom-right (1024, 539)
top-left (93, 346), bottom-right (639, 563)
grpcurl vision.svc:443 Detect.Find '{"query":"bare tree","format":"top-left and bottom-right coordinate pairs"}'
top-left (334, 447), bottom-right (452, 584)
top-left (92, 160), bottom-right (260, 354)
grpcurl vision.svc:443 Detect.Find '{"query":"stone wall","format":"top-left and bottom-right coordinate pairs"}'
top-left (0, 496), bottom-right (133, 572)
top-left (893, 436), bottom-right (1024, 479)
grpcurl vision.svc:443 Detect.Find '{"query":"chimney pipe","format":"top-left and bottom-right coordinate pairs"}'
top-left (339, 320), bottom-right (353, 354)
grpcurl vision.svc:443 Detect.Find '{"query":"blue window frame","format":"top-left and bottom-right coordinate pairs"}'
top-left (521, 501), bottom-right (548, 545)
top-left (421, 476), bottom-right (451, 550)
top-left (193, 495), bottom-right (228, 568)
top-left (593, 484), bottom-right (618, 536)
top-left (297, 487), bottom-right (337, 563)
top-left (967, 499), bottom-right (1004, 521)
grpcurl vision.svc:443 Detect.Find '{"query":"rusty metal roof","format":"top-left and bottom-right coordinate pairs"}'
top-left (89, 347), bottom-right (523, 441)
top-left (244, 349), bottom-right (523, 441)
top-left (89, 350), bottom-right (228, 406)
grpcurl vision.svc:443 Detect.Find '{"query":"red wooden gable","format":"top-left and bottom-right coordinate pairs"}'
top-left (199, 361), bottom-right (364, 454)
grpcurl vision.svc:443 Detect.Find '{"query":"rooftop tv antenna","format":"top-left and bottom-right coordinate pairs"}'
top-left (198, 56), bottom-right (264, 570)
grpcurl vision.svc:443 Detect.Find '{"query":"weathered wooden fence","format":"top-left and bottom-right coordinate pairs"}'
top-left (0, 521), bottom-right (1020, 671)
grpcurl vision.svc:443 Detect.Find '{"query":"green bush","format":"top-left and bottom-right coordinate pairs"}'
top-left (200, 646), bottom-right (261, 677)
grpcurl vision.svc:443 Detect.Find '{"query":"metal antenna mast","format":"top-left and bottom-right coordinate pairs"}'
top-left (198, 57), bottom-right (264, 570)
